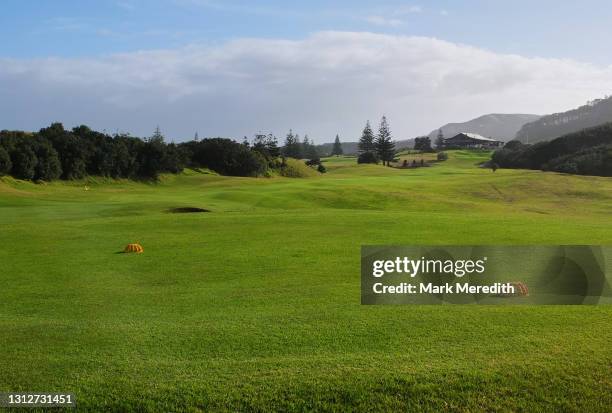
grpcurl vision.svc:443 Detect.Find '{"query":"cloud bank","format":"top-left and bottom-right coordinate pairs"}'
top-left (2, 31), bottom-right (612, 142)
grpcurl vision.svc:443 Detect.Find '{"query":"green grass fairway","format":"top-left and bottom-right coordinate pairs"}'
top-left (1, 151), bottom-right (611, 411)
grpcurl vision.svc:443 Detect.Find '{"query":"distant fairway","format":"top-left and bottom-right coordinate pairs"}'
top-left (1, 151), bottom-right (611, 411)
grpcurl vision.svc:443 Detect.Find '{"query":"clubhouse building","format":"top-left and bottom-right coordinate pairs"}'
top-left (444, 133), bottom-right (503, 149)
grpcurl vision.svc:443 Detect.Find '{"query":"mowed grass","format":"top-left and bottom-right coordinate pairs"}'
top-left (0, 151), bottom-right (611, 412)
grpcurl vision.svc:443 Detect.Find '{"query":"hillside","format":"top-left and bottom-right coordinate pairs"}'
top-left (494, 122), bottom-right (612, 176)
top-left (516, 95), bottom-right (612, 143)
top-left (428, 113), bottom-right (540, 142)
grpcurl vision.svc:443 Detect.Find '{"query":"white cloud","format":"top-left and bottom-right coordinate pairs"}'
top-left (2, 31), bottom-right (612, 141)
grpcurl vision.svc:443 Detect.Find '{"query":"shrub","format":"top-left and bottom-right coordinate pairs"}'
top-left (317, 163), bottom-right (327, 173)
top-left (504, 140), bottom-right (524, 151)
top-left (357, 152), bottom-right (378, 164)
top-left (305, 158), bottom-right (321, 166)
top-left (437, 152), bottom-right (448, 161)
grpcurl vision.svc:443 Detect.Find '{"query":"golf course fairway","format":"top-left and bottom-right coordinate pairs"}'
top-left (1, 151), bottom-right (611, 411)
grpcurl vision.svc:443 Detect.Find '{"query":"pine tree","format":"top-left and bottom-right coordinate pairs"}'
top-left (150, 126), bottom-right (164, 143)
top-left (302, 135), bottom-right (310, 156)
top-left (302, 135), bottom-right (319, 160)
top-left (283, 129), bottom-right (302, 159)
top-left (435, 128), bottom-right (445, 149)
top-left (332, 134), bottom-right (343, 156)
top-left (265, 134), bottom-right (280, 158)
top-left (358, 121), bottom-right (375, 154)
top-left (376, 116), bottom-right (395, 166)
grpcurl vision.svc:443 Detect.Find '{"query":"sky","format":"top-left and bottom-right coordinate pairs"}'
top-left (2, 0), bottom-right (612, 142)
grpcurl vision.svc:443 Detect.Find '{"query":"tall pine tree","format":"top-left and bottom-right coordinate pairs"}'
top-left (376, 116), bottom-right (395, 166)
top-left (302, 135), bottom-right (320, 160)
top-left (282, 130), bottom-right (302, 159)
top-left (435, 128), bottom-right (445, 150)
top-left (332, 134), bottom-right (343, 156)
top-left (358, 121), bottom-right (375, 153)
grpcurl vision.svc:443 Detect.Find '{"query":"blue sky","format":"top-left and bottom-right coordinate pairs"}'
top-left (4, 0), bottom-right (612, 63)
top-left (2, 1), bottom-right (612, 141)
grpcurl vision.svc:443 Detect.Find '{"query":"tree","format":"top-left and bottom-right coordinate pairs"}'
top-left (110, 138), bottom-right (133, 178)
top-left (137, 138), bottom-right (166, 179)
top-left (39, 123), bottom-right (87, 179)
top-left (332, 134), bottom-right (343, 156)
top-left (375, 116), bottom-right (395, 166)
top-left (358, 121), bottom-right (375, 154)
top-left (357, 152), bottom-right (379, 164)
top-left (11, 143), bottom-right (38, 180)
top-left (252, 133), bottom-right (281, 161)
top-left (414, 137), bottom-right (432, 152)
top-left (301, 135), bottom-right (310, 157)
top-left (33, 139), bottom-right (62, 181)
top-left (163, 142), bottom-right (184, 174)
top-left (190, 138), bottom-right (266, 176)
top-left (435, 129), bottom-right (445, 150)
top-left (282, 130), bottom-right (302, 159)
top-left (302, 135), bottom-right (320, 161)
top-left (265, 134), bottom-right (280, 158)
top-left (150, 126), bottom-right (164, 143)
top-left (0, 147), bottom-right (12, 176)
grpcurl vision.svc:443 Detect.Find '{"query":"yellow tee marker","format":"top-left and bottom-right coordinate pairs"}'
top-left (124, 243), bottom-right (144, 254)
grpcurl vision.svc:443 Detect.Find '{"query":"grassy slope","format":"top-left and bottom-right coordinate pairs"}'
top-left (0, 151), bottom-right (611, 412)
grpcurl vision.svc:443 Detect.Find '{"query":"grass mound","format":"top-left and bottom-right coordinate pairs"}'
top-left (279, 158), bottom-right (319, 178)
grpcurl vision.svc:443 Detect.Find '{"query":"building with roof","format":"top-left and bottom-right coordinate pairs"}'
top-left (443, 133), bottom-right (503, 149)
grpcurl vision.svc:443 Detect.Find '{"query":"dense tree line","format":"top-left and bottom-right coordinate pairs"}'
top-left (492, 123), bottom-right (612, 177)
top-left (357, 116), bottom-right (396, 165)
top-left (0, 123), bottom-right (280, 181)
